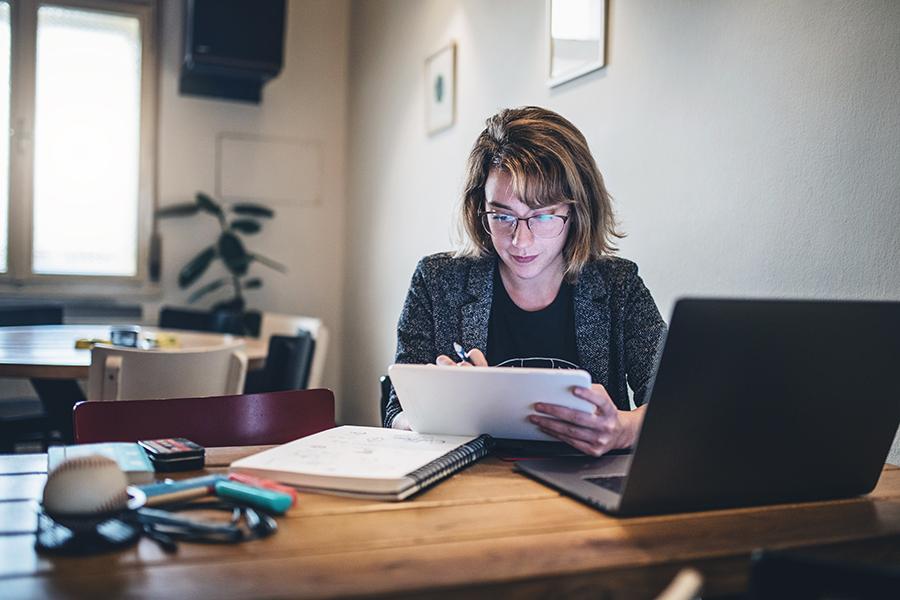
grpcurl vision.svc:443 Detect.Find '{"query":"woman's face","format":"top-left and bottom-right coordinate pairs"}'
top-left (483, 169), bottom-right (570, 288)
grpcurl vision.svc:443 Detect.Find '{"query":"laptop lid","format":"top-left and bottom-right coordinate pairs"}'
top-left (520, 298), bottom-right (900, 516)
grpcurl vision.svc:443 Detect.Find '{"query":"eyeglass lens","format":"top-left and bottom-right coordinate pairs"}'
top-left (482, 213), bottom-right (566, 238)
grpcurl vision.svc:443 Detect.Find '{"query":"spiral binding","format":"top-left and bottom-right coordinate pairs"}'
top-left (405, 435), bottom-right (494, 494)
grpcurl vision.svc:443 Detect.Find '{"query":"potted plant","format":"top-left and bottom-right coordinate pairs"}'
top-left (156, 192), bottom-right (286, 335)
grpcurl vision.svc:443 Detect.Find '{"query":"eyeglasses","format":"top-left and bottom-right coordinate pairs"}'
top-left (479, 211), bottom-right (569, 239)
top-left (134, 501), bottom-right (277, 552)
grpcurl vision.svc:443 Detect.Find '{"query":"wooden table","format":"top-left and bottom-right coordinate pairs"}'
top-left (1, 448), bottom-right (899, 599)
top-left (0, 325), bottom-right (267, 379)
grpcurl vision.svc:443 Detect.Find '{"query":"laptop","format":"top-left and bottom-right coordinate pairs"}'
top-left (515, 298), bottom-right (900, 516)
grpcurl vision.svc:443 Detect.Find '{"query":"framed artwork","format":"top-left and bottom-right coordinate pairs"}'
top-left (547, 0), bottom-right (607, 87)
top-left (425, 42), bottom-right (456, 134)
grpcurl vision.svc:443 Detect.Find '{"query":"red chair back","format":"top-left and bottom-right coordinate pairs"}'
top-left (73, 389), bottom-right (335, 446)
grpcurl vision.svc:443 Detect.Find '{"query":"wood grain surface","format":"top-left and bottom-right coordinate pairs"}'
top-left (0, 447), bottom-right (898, 599)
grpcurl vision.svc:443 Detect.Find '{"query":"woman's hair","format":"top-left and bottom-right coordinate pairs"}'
top-left (458, 106), bottom-right (623, 280)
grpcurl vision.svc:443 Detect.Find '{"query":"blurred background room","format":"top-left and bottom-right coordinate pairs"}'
top-left (0, 0), bottom-right (897, 453)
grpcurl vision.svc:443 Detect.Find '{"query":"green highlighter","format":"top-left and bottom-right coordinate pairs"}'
top-left (214, 480), bottom-right (293, 515)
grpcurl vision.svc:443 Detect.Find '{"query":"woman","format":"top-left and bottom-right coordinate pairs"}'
top-left (384, 106), bottom-right (666, 457)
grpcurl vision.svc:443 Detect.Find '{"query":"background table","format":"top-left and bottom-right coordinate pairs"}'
top-left (0, 325), bottom-right (268, 379)
top-left (1, 448), bottom-right (899, 598)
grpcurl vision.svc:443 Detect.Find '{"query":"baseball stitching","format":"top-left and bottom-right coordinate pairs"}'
top-left (45, 455), bottom-right (130, 515)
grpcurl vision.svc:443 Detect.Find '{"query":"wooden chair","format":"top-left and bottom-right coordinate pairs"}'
top-left (244, 332), bottom-right (315, 393)
top-left (73, 389), bottom-right (335, 446)
top-left (159, 306), bottom-right (262, 337)
top-left (158, 306), bottom-right (216, 332)
top-left (87, 342), bottom-right (247, 401)
top-left (259, 312), bottom-right (328, 388)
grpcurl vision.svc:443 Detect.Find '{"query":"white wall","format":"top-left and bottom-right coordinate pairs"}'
top-left (341, 0), bottom-right (900, 445)
top-left (156, 0), bottom-right (349, 413)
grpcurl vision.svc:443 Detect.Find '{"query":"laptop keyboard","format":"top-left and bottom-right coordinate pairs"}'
top-left (584, 475), bottom-right (626, 494)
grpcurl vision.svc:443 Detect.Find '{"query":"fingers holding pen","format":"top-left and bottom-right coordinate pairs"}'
top-left (437, 347), bottom-right (487, 367)
top-left (466, 348), bottom-right (488, 366)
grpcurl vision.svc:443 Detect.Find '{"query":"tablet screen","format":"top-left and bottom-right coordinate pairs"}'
top-left (388, 364), bottom-right (594, 441)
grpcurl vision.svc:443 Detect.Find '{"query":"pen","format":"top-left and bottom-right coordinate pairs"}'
top-left (136, 474), bottom-right (225, 506)
top-left (453, 342), bottom-right (472, 365)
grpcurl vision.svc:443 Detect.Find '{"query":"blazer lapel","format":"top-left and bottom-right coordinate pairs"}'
top-left (460, 257), bottom-right (495, 354)
top-left (574, 262), bottom-right (610, 384)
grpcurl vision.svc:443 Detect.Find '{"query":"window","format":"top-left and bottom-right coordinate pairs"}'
top-left (0, 0), bottom-right (156, 290)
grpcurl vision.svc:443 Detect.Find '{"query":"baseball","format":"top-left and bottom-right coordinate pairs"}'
top-left (42, 455), bottom-right (130, 518)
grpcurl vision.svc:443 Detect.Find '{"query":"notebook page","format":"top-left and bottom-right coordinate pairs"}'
top-left (233, 426), bottom-right (479, 481)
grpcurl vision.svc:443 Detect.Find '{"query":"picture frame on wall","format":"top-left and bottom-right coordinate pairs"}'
top-left (425, 42), bottom-right (456, 134)
top-left (547, 0), bottom-right (607, 88)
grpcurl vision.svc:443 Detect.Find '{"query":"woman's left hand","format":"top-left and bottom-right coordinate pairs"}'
top-left (529, 384), bottom-right (645, 457)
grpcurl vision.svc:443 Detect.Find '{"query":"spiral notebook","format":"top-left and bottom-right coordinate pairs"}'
top-left (229, 426), bottom-right (492, 500)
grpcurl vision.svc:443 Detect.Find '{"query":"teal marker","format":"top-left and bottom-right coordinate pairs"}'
top-left (214, 480), bottom-right (293, 515)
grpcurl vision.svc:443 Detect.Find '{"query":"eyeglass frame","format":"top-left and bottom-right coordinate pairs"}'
top-left (478, 210), bottom-right (570, 239)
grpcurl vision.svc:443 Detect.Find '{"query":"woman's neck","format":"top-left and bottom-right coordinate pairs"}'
top-left (498, 264), bottom-right (566, 312)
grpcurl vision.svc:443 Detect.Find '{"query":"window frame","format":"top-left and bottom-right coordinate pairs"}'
top-left (1, 0), bottom-right (158, 296)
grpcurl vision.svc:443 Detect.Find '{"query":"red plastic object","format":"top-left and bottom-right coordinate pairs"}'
top-left (73, 389), bottom-right (335, 447)
top-left (228, 472), bottom-right (298, 505)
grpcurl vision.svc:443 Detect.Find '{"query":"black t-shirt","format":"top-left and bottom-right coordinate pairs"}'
top-left (486, 265), bottom-right (581, 369)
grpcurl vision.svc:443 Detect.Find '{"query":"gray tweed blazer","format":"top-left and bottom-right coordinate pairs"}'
top-left (384, 252), bottom-right (667, 427)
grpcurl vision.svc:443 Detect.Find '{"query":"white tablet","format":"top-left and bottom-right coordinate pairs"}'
top-left (388, 363), bottom-right (595, 441)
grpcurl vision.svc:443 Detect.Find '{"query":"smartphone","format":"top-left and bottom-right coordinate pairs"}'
top-left (138, 438), bottom-right (205, 472)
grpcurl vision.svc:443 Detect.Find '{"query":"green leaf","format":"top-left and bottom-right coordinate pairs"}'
top-left (242, 278), bottom-right (263, 290)
top-left (218, 232), bottom-right (250, 276)
top-left (231, 203), bottom-right (274, 218)
top-left (250, 252), bottom-right (288, 273)
top-left (156, 202), bottom-right (200, 218)
top-left (178, 246), bottom-right (216, 289)
top-left (229, 219), bottom-right (262, 234)
top-left (196, 192), bottom-right (223, 217)
top-left (187, 277), bottom-right (229, 304)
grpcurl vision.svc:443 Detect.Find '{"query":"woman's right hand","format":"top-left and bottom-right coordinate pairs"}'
top-left (393, 350), bottom-right (487, 431)
top-left (435, 348), bottom-right (488, 367)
